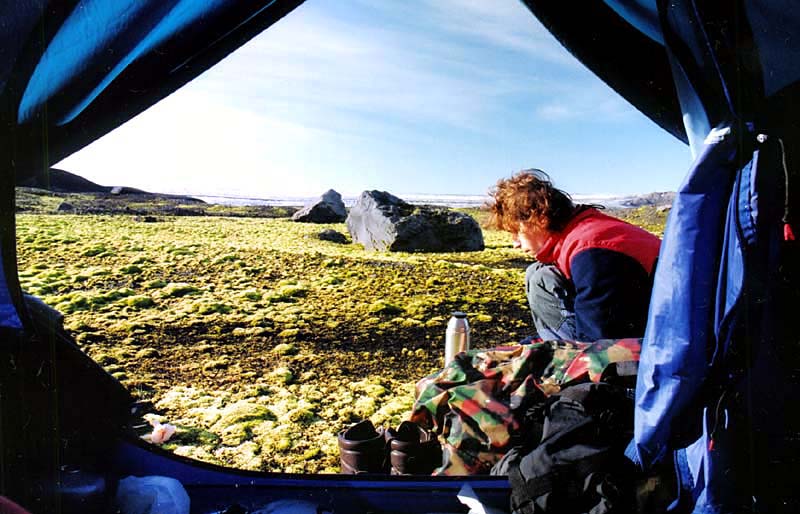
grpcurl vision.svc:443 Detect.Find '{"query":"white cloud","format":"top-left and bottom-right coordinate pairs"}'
top-left (59, 1), bottom-right (650, 197)
top-left (187, 0), bottom-right (578, 134)
top-left (535, 84), bottom-right (636, 121)
top-left (202, 12), bottom-right (499, 129)
top-left (418, 0), bottom-right (579, 66)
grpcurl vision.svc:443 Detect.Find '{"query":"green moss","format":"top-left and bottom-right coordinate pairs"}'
top-left (135, 348), bottom-right (160, 359)
top-left (91, 352), bottom-right (118, 366)
top-left (126, 295), bottom-right (155, 309)
top-left (367, 300), bottom-right (404, 316)
top-left (13, 204), bottom-right (667, 474)
top-left (302, 448), bottom-right (321, 460)
top-left (163, 283), bottom-right (199, 297)
top-left (241, 290), bottom-right (262, 301)
top-left (288, 408), bottom-right (315, 423)
top-left (215, 254), bottom-right (240, 264)
top-left (174, 426), bottom-right (221, 446)
top-left (267, 284), bottom-right (309, 303)
top-left (211, 401), bottom-right (275, 429)
top-left (195, 302), bottom-right (232, 315)
top-left (272, 343), bottom-right (298, 356)
top-left (202, 358), bottom-right (229, 371)
top-left (274, 437), bottom-right (292, 451)
top-left (82, 245), bottom-right (108, 257)
top-left (168, 246), bottom-right (196, 256)
top-left (271, 367), bottom-right (294, 384)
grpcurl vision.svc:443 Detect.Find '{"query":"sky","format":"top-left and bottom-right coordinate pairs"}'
top-left (57, 0), bottom-right (692, 200)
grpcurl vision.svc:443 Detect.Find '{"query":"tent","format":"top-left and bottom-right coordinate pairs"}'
top-left (2, 1), bottom-right (798, 512)
top-left (525, 1), bottom-right (800, 512)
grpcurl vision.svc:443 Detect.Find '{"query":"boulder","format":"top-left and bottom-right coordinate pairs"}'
top-left (291, 189), bottom-right (347, 223)
top-left (317, 229), bottom-right (348, 244)
top-left (346, 190), bottom-right (484, 252)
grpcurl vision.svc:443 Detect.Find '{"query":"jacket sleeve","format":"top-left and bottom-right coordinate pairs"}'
top-left (570, 248), bottom-right (653, 341)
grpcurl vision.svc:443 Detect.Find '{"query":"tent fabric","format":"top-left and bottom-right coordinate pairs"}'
top-left (1, 0), bottom-right (305, 186)
top-left (625, 1), bottom-right (800, 512)
top-left (18, 0), bottom-right (282, 126)
top-left (602, 0), bottom-right (662, 45)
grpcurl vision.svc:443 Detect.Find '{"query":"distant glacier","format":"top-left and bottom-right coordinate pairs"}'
top-left (185, 192), bottom-right (663, 209)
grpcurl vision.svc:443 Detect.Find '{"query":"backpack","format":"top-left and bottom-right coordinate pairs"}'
top-left (499, 382), bottom-right (636, 514)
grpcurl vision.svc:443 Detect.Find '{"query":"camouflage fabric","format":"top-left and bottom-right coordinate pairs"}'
top-left (408, 338), bottom-right (641, 475)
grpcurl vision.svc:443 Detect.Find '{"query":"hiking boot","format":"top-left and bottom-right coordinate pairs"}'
top-left (337, 420), bottom-right (386, 474)
top-left (385, 421), bottom-right (442, 475)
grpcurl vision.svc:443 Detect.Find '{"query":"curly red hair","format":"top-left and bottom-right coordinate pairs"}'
top-left (485, 169), bottom-right (575, 232)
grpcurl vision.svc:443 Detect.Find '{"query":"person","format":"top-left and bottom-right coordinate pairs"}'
top-left (486, 169), bottom-right (661, 341)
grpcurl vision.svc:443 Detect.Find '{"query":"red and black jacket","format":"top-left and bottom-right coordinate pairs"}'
top-left (536, 207), bottom-right (661, 341)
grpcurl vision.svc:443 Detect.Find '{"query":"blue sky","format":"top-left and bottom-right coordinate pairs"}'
top-left (58, 0), bottom-right (691, 199)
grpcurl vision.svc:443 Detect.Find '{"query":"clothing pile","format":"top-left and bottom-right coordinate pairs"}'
top-left (408, 338), bottom-right (641, 476)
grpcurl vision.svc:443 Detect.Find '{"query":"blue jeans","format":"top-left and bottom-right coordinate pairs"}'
top-left (525, 262), bottom-right (577, 340)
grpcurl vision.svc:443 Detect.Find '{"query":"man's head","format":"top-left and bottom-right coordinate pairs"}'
top-left (485, 170), bottom-right (575, 254)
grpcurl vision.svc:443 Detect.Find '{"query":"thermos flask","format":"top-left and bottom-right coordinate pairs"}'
top-left (445, 312), bottom-right (470, 365)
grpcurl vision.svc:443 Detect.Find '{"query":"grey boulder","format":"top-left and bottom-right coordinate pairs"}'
top-left (317, 229), bottom-right (348, 244)
top-left (346, 190), bottom-right (484, 252)
top-left (292, 189), bottom-right (347, 223)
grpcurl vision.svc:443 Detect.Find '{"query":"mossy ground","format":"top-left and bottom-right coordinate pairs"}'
top-left (15, 194), bottom-right (666, 474)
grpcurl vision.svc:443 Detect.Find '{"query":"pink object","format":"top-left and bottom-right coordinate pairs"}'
top-left (149, 421), bottom-right (177, 444)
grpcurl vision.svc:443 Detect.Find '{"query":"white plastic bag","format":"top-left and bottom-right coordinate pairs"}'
top-left (457, 484), bottom-right (508, 514)
top-left (116, 475), bottom-right (190, 514)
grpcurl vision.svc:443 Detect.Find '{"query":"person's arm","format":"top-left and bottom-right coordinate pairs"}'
top-left (570, 248), bottom-right (653, 341)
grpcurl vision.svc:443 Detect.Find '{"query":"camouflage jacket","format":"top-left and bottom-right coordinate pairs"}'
top-left (409, 338), bottom-right (641, 475)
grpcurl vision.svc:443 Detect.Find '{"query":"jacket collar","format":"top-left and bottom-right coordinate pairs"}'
top-left (535, 207), bottom-right (598, 263)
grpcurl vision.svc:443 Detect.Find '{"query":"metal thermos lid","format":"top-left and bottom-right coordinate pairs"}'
top-left (447, 312), bottom-right (469, 333)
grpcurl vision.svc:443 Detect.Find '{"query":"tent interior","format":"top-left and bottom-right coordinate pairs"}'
top-left (2, 1), bottom-right (800, 513)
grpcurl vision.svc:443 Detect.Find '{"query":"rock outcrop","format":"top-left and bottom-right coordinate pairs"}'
top-left (619, 191), bottom-right (676, 208)
top-left (291, 189), bottom-right (347, 223)
top-left (346, 190), bottom-right (484, 252)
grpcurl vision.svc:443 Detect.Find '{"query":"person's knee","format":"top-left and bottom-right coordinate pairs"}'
top-left (527, 262), bottom-right (565, 294)
top-left (525, 262), bottom-right (549, 292)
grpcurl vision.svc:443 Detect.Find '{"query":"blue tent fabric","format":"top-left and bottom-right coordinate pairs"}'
top-left (626, 1), bottom-right (800, 512)
top-left (636, 128), bottom-right (789, 512)
top-left (602, 0), bottom-right (663, 45)
top-left (18, 0), bottom-right (281, 126)
top-left (634, 126), bottom-right (740, 467)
